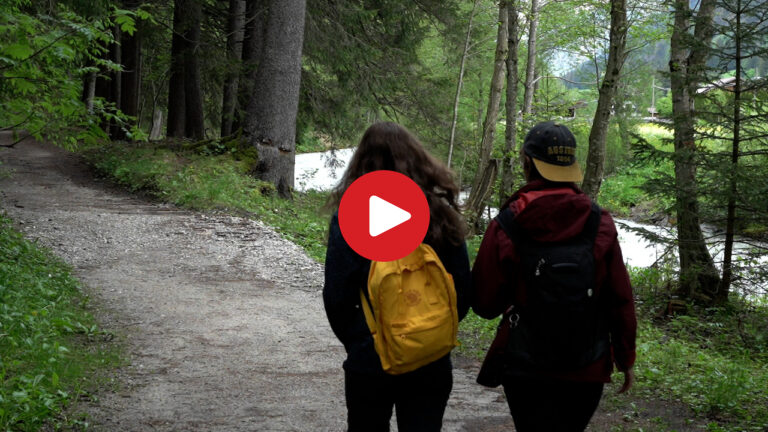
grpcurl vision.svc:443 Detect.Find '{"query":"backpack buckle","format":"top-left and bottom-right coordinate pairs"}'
top-left (508, 309), bottom-right (520, 329)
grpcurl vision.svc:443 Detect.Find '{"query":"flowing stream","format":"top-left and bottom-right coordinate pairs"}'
top-left (295, 149), bottom-right (767, 295)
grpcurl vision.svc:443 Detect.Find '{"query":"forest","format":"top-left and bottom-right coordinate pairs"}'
top-left (1, 0), bottom-right (768, 430)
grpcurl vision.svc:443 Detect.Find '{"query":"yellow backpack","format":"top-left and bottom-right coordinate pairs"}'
top-left (361, 244), bottom-right (459, 375)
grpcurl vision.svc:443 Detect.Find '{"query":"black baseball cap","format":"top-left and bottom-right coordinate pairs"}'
top-left (522, 121), bottom-right (582, 182)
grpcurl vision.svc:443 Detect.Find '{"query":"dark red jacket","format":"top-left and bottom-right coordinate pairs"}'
top-left (472, 180), bottom-right (636, 383)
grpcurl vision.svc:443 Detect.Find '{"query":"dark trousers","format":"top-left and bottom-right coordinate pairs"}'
top-left (344, 367), bottom-right (452, 432)
top-left (502, 377), bottom-right (603, 432)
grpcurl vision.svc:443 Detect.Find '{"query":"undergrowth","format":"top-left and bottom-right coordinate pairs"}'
top-left (0, 214), bottom-right (118, 430)
top-left (598, 123), bottom-right (674, 219)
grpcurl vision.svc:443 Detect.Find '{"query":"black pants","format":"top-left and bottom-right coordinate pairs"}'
top-left (344, 367), bottom-right (452, 432)
top-left (502, 377), bottom-right (603, 432)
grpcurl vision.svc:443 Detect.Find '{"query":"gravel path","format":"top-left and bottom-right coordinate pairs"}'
top-left (0, 136), bottom-right (514, 431)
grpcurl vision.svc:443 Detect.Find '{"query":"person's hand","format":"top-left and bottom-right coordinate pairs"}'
top-left (617, 367), bottom-right (634, 394)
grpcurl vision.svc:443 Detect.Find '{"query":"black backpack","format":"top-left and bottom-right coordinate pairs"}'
top-left (494, 202), bottom-right (609, 375)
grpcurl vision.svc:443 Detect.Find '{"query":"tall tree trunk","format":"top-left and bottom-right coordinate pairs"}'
top-left (120, 33), bottom-right (141, 118)
top-left (448, 0), bottom-right (480, 169)
top-left (581, 0), bottom-right (628, 199)
top-left (245, 0), bottom-right (306, 197)
top-left (669, 0), bottom-right (720, 303)
top-left (119, 0), bottom-right (142, 138)
top-left (466, 159), bottom-right (498, 228)
top-left (113, 0), bottom-right (141, 139)
top-left (521, 0), bottom-right (538, 116)
top-left (149, 109), bottom-right (164, 140)
top-left (235, 0), bottom-right (267, 133)
top-left (183, 0), bottom-right (205, 140)
top-left (466, 0), bottom-right (508, 227)
top-left (109, 24), bottom-right (122, 139)
top-left (221, 0), bottom-right (245, 138)
top-left (500, 0), bottom-right (520, 203)
top-left (167, 0), bottom-right (187, 138)
top-left (718, 0), bottom-right (742, 304)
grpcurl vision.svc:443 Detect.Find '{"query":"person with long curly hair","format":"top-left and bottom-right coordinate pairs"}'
top-left (323, 122), bottom-right (471, 432)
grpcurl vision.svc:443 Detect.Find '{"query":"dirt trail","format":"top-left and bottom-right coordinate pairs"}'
top-left (0, 136), bottom-right (514, 431)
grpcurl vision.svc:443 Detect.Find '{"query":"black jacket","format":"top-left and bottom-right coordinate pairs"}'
top-left (323, 213), bottom-right (471, 375)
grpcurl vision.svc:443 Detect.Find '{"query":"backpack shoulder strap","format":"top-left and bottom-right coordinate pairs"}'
top-left (361, 262), bottom-right (377, 333)
top-left (359, 287), bottom-right (377, 333)
top-left (494, 207), bottom-right (528, 245)
top-left (584, 202), bottom-right (602, 244)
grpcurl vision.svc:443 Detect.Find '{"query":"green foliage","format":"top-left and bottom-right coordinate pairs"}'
top-left (301, 0), bottom-right (460, 145)
top-left (296, 126), bottom-right (331, 154)
top-left (0, 214), bottom-right (118, 430)
top-left (598, 164), bottom-right (657, 216)
top-left (635, 321), bottom-right (768, 426)
top-left (457, 311), bottom-right (499, 359)
top-left (655, 94), bottom-right (673, 118)
top-left (598, 123), bottom-right (675, 217)
top-left (0, 1), bottom-right (141, 148)
top-left (627, 265), bottom-right (768, 429)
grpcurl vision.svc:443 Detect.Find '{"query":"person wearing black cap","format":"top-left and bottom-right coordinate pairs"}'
top-left (471, 121), bottom-right (637, 431)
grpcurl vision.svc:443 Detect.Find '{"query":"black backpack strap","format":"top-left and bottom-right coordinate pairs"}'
top-left (584, 202), bottom-right (602, 244)
top-left (494, 207), bottom-right (527, 245)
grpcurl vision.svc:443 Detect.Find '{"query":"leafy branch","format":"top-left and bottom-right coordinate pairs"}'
top-left (0, 28), bottom-right (78, 71)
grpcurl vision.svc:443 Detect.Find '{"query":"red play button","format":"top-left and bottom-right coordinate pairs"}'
top-left (338, 170), bottom-right (430, 261)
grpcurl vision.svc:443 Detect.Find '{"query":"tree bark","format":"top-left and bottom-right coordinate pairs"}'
top-left (581, 0), bottom-right (627, 199)
top-left (500, 0), bottom-right (520, 203)
top-left (521, 0), bottom-right (538, 116)
top-left (466, 0), bottom-right (508, 225)
top-left (447, 0), bottom-right (479, 169)
top-left (235, 0), bottom-right (267, 133)
top-left (466, 159), bottom-right (498, 231)
top-left (120, 0), bottom-right (142, 123)
top-left (149, 109), bottom-right (164, 140)
top-left (183, 0), bottom-right (205, 140)
top-left (245, 0), bottom-right (306, 197)
top-left (718, 0), bottom-right (742, 304)
top-left (109, 24), bottom-right (122, 139)
top-left (221, 0), bottom-right (245, 138)
top-left (669, 0), bottom-right (720, 303)
top-left (167, 0), bottom-right (187, 138)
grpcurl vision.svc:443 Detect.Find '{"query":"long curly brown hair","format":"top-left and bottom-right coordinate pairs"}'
top-left (328, 122), bottom-right (467, 249)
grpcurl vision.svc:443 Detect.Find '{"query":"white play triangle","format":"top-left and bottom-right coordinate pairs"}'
top-left (369, 195), bottom-right (411, 237)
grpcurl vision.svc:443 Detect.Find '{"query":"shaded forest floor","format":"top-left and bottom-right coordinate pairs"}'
top-left (2, 135), bottom-right (762, 431)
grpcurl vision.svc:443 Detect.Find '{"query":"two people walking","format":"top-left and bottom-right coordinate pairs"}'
top-left (323, 121), bottom-right (637, 431)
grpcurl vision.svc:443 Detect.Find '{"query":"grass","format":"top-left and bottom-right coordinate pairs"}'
top-left (0, 214), bottom-right (119, 430)
top-left (85, 138), bottom-right (768, 430)
top-left (628, 267), bottom-right (768, 428)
